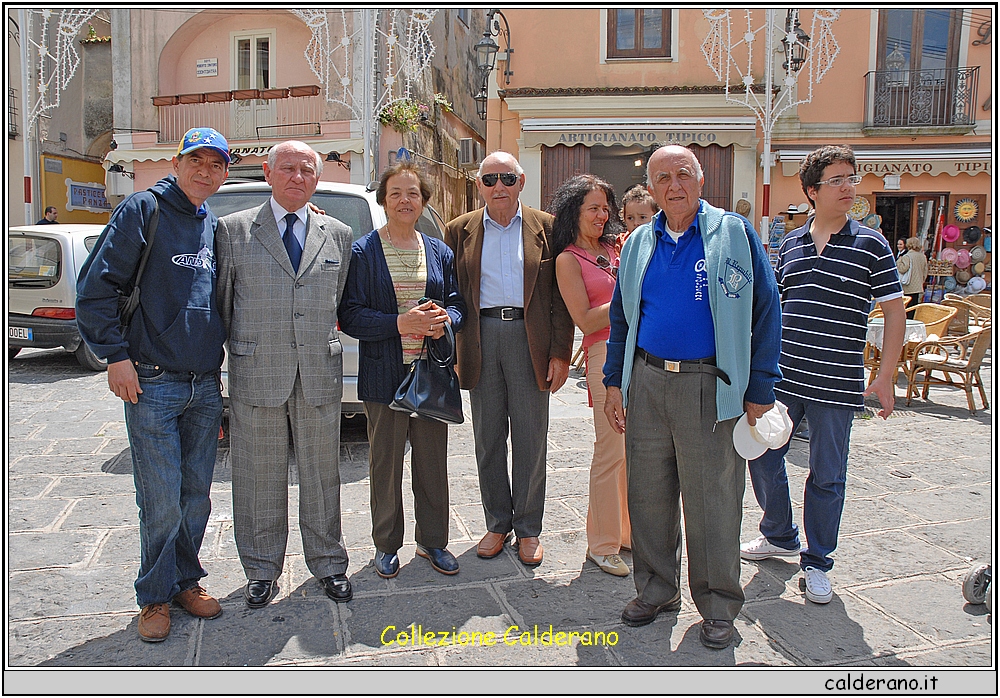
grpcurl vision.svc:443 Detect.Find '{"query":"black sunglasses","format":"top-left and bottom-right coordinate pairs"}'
top-left (480, 172), bottom-right (519, 187)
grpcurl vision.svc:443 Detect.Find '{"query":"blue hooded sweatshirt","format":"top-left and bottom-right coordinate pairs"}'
top-left (76, 175), bottom-right (226, 374)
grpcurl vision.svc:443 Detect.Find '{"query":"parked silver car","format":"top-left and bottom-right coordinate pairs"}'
top-left (8, 224), bottom-right (108, 370)
top-left (207, 180), bottom-right (446, 415)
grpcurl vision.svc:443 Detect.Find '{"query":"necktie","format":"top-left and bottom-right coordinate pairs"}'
top-left (282, 212), bottom-right (302, 272)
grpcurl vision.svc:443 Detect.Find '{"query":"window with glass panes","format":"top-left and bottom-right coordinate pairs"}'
top-left (608, 9), bottom-right (670, 59)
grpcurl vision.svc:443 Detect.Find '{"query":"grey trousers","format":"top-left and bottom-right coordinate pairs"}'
top-left (470, 316), bottom-right (550, 538)
top-left (230, 372), bottom-right (349, 581)
top-left (364, 400), bottom-right (450, 553)
top-left (626, 356), bottom-right (745, 622)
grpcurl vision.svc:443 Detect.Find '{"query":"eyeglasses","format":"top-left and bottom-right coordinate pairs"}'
top-left (816, 174), bottom-right (862, 188)
top-left (480, 172), bottom-right (519, 187)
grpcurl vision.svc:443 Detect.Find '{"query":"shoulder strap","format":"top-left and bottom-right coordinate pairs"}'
top-left (132, 195), bottom-right (160, 290)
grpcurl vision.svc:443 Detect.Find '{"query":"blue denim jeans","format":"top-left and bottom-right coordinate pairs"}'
top-left (747, 397), bottom-right (855, 572)
top-left (124, 364), bottom-right (222, 607)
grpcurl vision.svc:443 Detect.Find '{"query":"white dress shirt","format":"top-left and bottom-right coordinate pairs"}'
top-left (479, 202), bottom-right (524, 308)
top-left (269, 197), bottom-right (308, 249)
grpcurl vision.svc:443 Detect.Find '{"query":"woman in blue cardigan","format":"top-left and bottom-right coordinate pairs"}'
top-left (338, 162), bottom-right (466, 578)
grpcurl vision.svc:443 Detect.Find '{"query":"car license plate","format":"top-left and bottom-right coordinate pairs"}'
top-left (9, 326), bottom-right (32, 341)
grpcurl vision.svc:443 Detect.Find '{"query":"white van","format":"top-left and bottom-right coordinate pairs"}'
top-left (8, 224), bottom-right (108, 370)
top-left (207, 180), bottom-right (447, 416)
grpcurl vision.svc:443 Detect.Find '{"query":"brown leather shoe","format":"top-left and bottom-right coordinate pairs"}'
top-left (137, 603), bottom-right (170, 642)
top-left (516, 536), bottom-right (544, 567)
top-left (477, 531), bottom-right (511, 559)
top-left (620, 595), bottom-right (682, 627)
top-left (174, 585), bottom-right (222, 619)
top-left (700, 619), bottom-right (734, 649)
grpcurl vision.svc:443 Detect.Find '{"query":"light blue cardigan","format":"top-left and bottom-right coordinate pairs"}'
top-left (611, 201), bottom-right (782, 421)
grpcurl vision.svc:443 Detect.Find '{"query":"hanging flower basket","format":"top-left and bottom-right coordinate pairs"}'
top-left (378, 98), bottom-right (429, 133)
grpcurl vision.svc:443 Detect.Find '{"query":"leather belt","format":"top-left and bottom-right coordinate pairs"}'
top-left (636, 347), bottom-right (731, 385)
top-left (480, 306), bottom-right (524, 320)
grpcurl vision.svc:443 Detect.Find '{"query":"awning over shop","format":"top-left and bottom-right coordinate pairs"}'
top-left (521, 117), bottom-right (758, 149)
top-left (778, 146), bottom-right (991, 178)
top-left (104, 138), bottom-right (366, 168)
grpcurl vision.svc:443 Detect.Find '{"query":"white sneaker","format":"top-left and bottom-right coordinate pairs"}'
top-left (740, 535), bottom-right (801, 561)
top-left (803, 566), bottom-right (833, 604)
top-left (586, 548), bottom-right (630, 577)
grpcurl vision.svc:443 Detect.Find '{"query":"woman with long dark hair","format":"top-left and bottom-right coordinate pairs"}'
top-left (549, 174), bottom-right (631, 576)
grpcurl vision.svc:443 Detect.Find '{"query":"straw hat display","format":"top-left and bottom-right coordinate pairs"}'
top-left (967, 276), bottom-right (987, 293)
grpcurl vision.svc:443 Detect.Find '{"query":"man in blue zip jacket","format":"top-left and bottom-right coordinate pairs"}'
top-left (603, 145), bottom-right (782, 649)
top-left (76, 128), bottom-right (230, 643)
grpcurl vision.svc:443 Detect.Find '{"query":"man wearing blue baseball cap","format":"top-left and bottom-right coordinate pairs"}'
top-left (77, 127), bottom-right (230, 642)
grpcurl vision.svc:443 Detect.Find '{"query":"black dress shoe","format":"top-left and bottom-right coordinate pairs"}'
top-left (700, 619), bottom-right (734, 649)
top-left (415, 545), bottom-right (460, 575)
top-left (620, 595), bottom-right (682, 627)
top-left (374, 550), bottom-right (399, 579)
top-left (245, 579), bottom-right (279, 608)
top-left (319, 574), bottom-right (352, 603)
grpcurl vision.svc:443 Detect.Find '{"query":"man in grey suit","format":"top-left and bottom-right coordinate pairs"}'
top-left (216, 140), bottom-right (353, 607)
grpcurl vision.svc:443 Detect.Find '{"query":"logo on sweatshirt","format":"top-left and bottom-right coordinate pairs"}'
top-left (719, 257), bottom-right (751, 298)
top-left (172, 245), bottom-right (216, 275)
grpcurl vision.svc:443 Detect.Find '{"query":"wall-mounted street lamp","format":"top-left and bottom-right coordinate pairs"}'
top-left (473, 9), bottom-right (514, 120)
top-left (476, 9), bottom-right (513, 84)
top-left (107, 163), bottom-right (134, 179)
top-left (782, 11), bottom-right (810, 74)
top-left (473, 86), bottom-right (489, 121)
top-left (326, 151), bottom-right (350, 170)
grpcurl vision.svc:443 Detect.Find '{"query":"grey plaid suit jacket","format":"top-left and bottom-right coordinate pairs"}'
top-left (216, 202), bottom-right (353, 408)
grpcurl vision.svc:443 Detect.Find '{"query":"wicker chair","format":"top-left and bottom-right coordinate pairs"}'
top-left (866, 304), bottom-right (957, 387)
top-left (966, 293), bottom-right (992, 311)
top-left (965, 293), bottom-right (992, 323)
top-left (906, 322), bottom-right (992, 414)
top-left (910, 303), bottom-right (958, 340)
top-left (939, 298), bottom-right (988, 336)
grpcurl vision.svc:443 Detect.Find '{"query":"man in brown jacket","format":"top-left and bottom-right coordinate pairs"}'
top-left (445, 151), bottom-right (574, 567)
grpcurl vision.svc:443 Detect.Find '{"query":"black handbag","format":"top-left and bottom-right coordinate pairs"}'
top-left (391, 323), bottom-right (464, 424)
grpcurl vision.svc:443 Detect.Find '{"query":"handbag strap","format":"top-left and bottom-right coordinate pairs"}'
top-left (426, 322), bottom-right (456, 367)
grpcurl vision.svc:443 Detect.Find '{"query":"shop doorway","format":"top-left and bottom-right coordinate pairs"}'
top-left (541, 143), bottom-right (734, 212)
top-left (875, 193), bottom-right (947, 249)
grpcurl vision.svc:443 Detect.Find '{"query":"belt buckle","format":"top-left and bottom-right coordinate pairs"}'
top-left (665, 360), bottom-right (680, 372)
top-left (501, 307), bottom-right (516, 321)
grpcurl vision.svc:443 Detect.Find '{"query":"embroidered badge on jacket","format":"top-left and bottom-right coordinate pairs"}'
top-left (719, 257), bottom-right (751, 298)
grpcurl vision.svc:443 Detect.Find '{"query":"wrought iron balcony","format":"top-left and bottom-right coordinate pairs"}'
top-left (865, 67), bottom-right (979, 128)
top-left (152, 85), bottom-right (323, 143)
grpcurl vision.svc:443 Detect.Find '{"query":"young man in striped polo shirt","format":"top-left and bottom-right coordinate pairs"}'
top-left (740, 145), bottom-right (906, 604)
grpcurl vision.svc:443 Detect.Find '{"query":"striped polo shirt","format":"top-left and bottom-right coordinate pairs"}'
top-left (774, 217), bottom-right (902, 409)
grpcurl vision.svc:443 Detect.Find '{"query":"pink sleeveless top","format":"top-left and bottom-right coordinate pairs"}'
top-left (566, 243), bottom-right (618, 349)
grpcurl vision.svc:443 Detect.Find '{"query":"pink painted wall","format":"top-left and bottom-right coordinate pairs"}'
top-left (158, 10), bottom-right (319, 95)
top-left (505, 9), bottom-right (731, 89)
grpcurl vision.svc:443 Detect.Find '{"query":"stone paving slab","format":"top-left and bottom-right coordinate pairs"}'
top-left (5, 345), bottom-right (994, 684)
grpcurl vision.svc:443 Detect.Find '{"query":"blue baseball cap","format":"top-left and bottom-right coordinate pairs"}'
top-left (177, 127), bottom-right (231, 164)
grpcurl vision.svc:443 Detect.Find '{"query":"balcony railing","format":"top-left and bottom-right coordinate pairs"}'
top-left (865, 67), bottom-right (979, 128)
top-left (153, 85), bottom-right (323, 143)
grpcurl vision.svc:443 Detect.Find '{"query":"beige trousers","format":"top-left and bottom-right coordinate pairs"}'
top-left (585, 341), bottom-right (631, 556)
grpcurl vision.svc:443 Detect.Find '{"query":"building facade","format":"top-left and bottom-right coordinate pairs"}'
top-left (483, 8), bottom-right (992, 288)
top-left (103, 8), bottom-right (487, 220)
top-left (8, 9), bottom-right (115, 226)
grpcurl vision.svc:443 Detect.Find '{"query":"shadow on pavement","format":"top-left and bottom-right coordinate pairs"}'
top-left (741, 562), bottom-right (912, 667)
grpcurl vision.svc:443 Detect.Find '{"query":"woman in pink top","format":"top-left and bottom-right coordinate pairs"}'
top-left (550, 174), bottom-right (631, 577)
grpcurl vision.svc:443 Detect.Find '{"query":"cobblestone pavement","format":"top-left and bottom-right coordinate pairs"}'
top-left (5, 342), bottom-right (994, 691)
